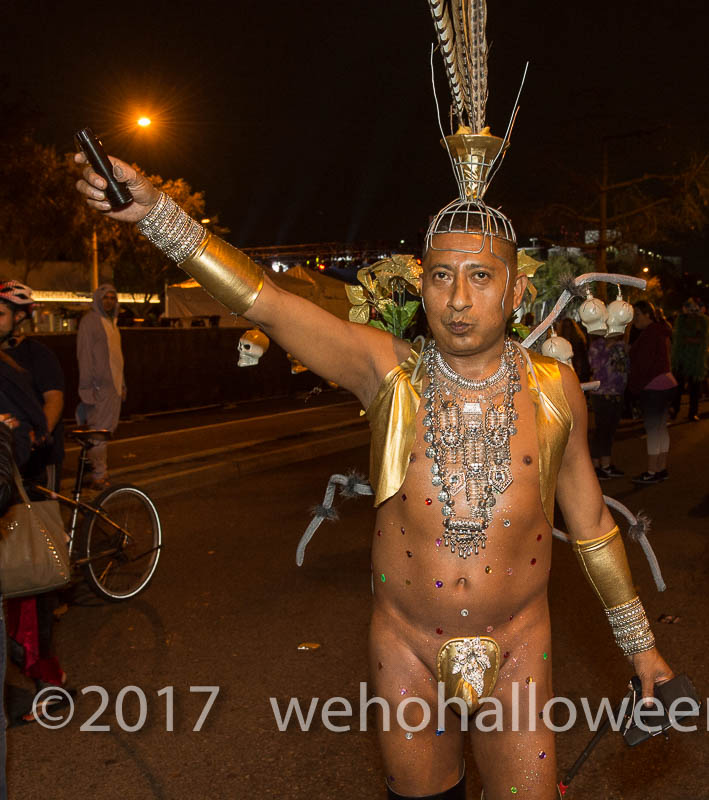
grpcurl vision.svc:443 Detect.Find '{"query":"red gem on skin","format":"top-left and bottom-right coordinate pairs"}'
top-left (377, 530), bottom-right (382, 537)
top-left (425, 498), bottom-right (432, 505)
top-left (402, 494), bottom-right (407, 501)
top-left (536, 534), bottom-right (542, 541)
top-left (436, 627), bottom-right (443, 635)
top-left (406, 551), bottom-right (413, 558)
top-left (503, 651), bottom-right (510, 658)
top-left (401, 527), bottom-right (406, 534)
top-left (531, 558), bottom-right (537, 565)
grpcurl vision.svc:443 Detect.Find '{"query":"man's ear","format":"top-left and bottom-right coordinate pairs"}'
top-left (13, 310), bottom-right (27, 327)
top-left (512, 274), bottom-right (528, 310)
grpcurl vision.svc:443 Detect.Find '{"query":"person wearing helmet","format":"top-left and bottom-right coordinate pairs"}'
top-left (0, 280), bottom-right (65, 490)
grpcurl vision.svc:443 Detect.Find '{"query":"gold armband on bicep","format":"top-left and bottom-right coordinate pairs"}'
top-left (137, 193), bottom-right (264, 316)
top-left (573, 525), bottom-right (655, 656)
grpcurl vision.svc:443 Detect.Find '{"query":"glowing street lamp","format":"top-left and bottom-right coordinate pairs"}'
top-left (137, 117), bottom-right (152, 128)
top-left (642, 267), bottom-right (649, 273)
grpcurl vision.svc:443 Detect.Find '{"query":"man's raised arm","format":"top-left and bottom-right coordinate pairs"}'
top-left (75, 155), bottom-right (410, 406)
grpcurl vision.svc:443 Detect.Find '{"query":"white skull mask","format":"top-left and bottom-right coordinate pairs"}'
top-left (606, 295), bottom-right (634, 336)
top-left (237, 329), bottom-right (270, 367)
top-left (542, 332), bottom-right (574, 368)
top-left (579, 290), bottom-right (608, 335)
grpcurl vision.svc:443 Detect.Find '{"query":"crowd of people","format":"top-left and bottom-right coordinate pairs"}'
top-left (0, 279), bottom-right (126, 794)
top-left (524, 296), bottom-right (709, 487)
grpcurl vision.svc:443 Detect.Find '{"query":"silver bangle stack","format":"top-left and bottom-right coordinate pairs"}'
top-left (136, 192), bottom-right (206, 263)
top-left (605, 597), bottom-right (656, 656)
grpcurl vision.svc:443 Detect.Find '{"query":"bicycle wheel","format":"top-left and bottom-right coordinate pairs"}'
top-left (80, 483), bottom-right (162, 601)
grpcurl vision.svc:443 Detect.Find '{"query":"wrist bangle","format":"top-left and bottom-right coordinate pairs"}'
top-left (605, 597), bottom-right (656, 656)
top-left (137, 192), bottom-right (206, 263)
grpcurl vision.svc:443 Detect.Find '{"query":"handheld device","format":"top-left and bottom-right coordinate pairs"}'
top-left (74, 127), bottom-right (133, 210)
top-left (623, 673), bottom-right (700, 746)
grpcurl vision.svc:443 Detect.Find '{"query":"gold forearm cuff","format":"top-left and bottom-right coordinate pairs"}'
top-left (572, 525), bottom-right (636, 609)
top-left (179, 232), bottom-right (264, 316)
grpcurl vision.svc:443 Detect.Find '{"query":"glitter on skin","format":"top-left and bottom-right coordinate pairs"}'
top-left (531, 558), bottom-right (537, 565)
top-left (543, 652), bottom-right (548, 660)
top-left (461, 609), bottom-right (469, 617)
top-left (503, 651), bottom-right (510, 658)
top-left (485, 566), bottom-right (492, 574)
top-left (405, 732), bottom-right (413, 740)
top-left (400, 689), bottom-right (407, 695)
top-left (425, 498), bottom-right (433, 505)
top-left (381, 574), bottom-right (386, 582)
top-left (503, 519), bottom-right (511, 527)
top-left (435, 580), bottom-right (443, 588)
top-left (526, 676), bottom-right (533, 684)
top-left (436, 627), bottom-right (443, 635)
top-left (486, 625), bottom-right (494, 633)
top-left (435, 538), bottom-right (442, 546)
top-left (537, 534), bottom-right (542, 541)
top-left (511, 789), bottom-right (518, 795)
top-left (506, 567), bottom-right (513, 575)
top-left (539, 751), bottom-right (547, 759)
top-left (401, 527), bottom-right (406, 535)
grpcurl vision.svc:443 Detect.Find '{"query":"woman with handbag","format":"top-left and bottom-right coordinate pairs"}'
top-left (0, 417), bottom-right (15, 800)
top-left (0, 352), bottom-right (69, 715)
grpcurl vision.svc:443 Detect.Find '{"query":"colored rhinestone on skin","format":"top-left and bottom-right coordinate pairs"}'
top-left (436, 628), bottom-right (443, 635)
top-left (506, 567), bottom-right (513, 575)
top-left (401, 527), bottom-right (406, 535)
top-left (539, 751), bottom-right (546, 759)
top-left (485, 566), bottom-right (492, 574)
top-left (377, 530), bottom-right (382, 537)
top-left (405, 732), bottom-right (413, 740)
top-left (486, 625), bottom-right (494, 633)
top-left (503, 651), bottom-right (510, 658)
top-left (435, 580), bottom-right (443, 588)
top-left (406, 550), bottom-right (413, 557)
top-left (543, 652), bottom-right (548, 660)
top-left (405, 579), bottom-right (411, 585)
top-left (503, 519), bottom-right (511, 527)
top-left (537, 534), bottom-right (542, 541)
top-left (400, 689), bottom-right (407, 695)
top-left (511, 789), bottom-right (518, 795)
top-left (425, 498), bottom-right (432, 505)
top-left (435, 538), bottom-right (442, 547)
top-left (531, 558), bottom-right (537, 565)
top-left (402, 494), bottom-right (407, 501)
top-left (526, 676), bottom-right (533, 684)
top-left (435, 729), bottom-right (444, 736)
top-left (381, 574), bottom-right (386, 582)
top-left (461, 609), bottom-right (469, 617)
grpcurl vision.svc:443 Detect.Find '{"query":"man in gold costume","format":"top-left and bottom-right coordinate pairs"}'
top-left (76, 152), bottom-right (673, 799)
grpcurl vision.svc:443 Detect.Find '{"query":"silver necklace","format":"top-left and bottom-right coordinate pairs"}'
top-left (422, 339), bottom-right (521, 557)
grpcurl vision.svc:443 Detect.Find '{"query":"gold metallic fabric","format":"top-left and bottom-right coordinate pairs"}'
top-left (366, 340), bottom-right (425, 506)
top-left (572, 525), bottom-right (636, 609)
top-left (179, 233), bottom-right (264, 316)
top-left (437, 636), bottom-right (500, 716)
top-left (525, 351), bottom-right (573, 526)
top-left (366, 346), bottom-right (572, 527)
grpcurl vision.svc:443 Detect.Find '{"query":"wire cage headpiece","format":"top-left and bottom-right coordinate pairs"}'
top-left (426, 1), bottom-right (521, 254)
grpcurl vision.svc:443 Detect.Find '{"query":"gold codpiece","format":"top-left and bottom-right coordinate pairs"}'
top-left (437, 636), bottom-right (500, 716)
top-left (180, 232), bottom-right (265, 316)
top-left (572, 525), bottom-right (636, 609)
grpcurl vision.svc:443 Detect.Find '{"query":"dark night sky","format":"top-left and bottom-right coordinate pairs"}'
top-left (3, 0), bottom-right (708, 265)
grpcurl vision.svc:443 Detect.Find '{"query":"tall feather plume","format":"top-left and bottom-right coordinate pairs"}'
top-left (431, 1), bottom-right (489, 133)
top-left (465, 0), bottom-right (489, 133)
top-left (428, 0), bottom-right (466, 128)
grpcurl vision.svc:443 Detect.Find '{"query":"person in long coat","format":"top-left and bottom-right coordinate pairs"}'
top-left (76, 283), bottom-right (125, 487)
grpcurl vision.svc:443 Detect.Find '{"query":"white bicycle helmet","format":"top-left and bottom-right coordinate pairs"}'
top-left (0, 280), bottom-right (35, 311)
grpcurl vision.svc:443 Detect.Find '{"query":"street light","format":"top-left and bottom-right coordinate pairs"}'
top-left (642, 267), bottom-right (649, 273)
top-left (137, 117), bottom-right (152, 127)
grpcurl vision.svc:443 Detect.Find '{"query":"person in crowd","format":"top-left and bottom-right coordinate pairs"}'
top-left (588, 331), bottom-right (629, 480)
top-left (0, 281), bottom-right (65, 490)
top-left (0, 417), bottom-right (14, 800)
top-left (629, 300), bottom-right (676, 484)
top-left (670, 297), bottom-right (709, 422)
top-left (76, 284), bottom-right (126, 488)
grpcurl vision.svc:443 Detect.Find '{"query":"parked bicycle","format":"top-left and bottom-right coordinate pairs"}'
top-left (30, 429), bottom-right (162, 602)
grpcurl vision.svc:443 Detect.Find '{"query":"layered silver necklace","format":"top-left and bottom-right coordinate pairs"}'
top-left (422, 339), bottom-right (521, 558)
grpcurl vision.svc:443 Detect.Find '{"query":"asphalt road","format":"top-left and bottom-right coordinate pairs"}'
top-left (6, 403), bottom-right (709, 800)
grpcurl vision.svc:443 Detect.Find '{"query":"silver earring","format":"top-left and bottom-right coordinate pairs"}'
top-left (422, 297), bottom-right (427, 313)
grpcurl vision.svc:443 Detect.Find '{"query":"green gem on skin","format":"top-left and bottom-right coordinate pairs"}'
top-left (381, 574), bottom-right (386, 582)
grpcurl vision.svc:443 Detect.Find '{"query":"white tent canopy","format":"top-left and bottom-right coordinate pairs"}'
top-left (165, 265), bottom-right (351, 326)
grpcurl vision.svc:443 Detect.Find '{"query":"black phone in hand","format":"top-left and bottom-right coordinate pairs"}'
top-left (624, 673), bottom-right (701, 747)
top-left (74, 127), bottom-right (133, 210)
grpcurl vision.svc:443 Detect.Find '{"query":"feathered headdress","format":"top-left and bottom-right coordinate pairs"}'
top-left (426, 0), bottom-right (517, 254)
